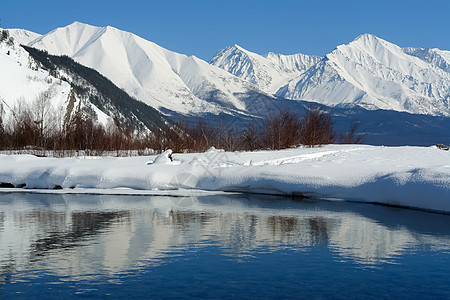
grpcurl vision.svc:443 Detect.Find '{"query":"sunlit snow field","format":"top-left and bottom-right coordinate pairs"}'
top-left (1, 144), bottom-right (449, 212)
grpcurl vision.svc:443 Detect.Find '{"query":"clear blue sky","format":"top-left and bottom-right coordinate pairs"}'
top-left (2, 0), bottom-right (450, 60)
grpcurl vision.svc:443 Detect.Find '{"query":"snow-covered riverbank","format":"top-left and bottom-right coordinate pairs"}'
top-left (0, 145), bottom-right (449, 213)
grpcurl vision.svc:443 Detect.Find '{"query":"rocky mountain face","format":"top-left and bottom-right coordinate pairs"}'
top-left (210, 44), bottom-right (320, 94)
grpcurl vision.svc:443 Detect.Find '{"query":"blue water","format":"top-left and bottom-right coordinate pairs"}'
top-left (1, 192), bottom-right (450, 299)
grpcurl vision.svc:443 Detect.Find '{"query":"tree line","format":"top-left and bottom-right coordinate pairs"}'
top-left (0, 95), bottom-right (362, 156)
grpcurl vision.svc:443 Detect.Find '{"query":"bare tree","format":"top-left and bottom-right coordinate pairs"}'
top-left (0, 102), bottom-right (5, 149)
top-left (340, 121), bottom-right (364, 144)
top-left (33, 90), bottom-right (60, 148)
top-left (263, 109), bottom-right (302, 150)
top-left (10, 98), bottom-right (40, 148)
top-left (299, 108), bottom-right (335, 147)
top-left (1, 29), bottom-right (8, 42)
top-left (240, 123), bottom-right (262, 151)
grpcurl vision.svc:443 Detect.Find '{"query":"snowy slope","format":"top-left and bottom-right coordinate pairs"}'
top-left (0, 38), bottom-right (120, 129)
top-left (277, 34), bottom-right (450, 116)
top-left (210, 44), bottom-right (320, 94)
top-left (28, 22), bottom-right (274, 116)
top-left (0, 145), bottom-right (449, 213)
top-left (7, 28), bottom-right (42, 45)
top-left (403, 47), bottom-right (450, 74)
top-left (0, 39), bottom-right (71, 122)
top-left (23, 23), bottom-right (450, 117)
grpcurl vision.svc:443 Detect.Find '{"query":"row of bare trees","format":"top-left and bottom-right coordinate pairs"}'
top-left (151, 108), bottom-right (361, 153)
top-left (0, 97), bottom-right (362, 155)
top-left (0, 92), bottom-right (144, 154)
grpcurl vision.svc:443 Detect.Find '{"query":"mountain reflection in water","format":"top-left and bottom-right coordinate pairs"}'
top-left (1, 191), bottom-right (450, 284)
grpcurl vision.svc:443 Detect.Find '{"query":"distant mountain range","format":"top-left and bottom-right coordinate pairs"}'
top-left (1, 22), bottom-right (449, 146)
top-left (211, 34), bottom-right (450, 116)
top-left (26, 22), bottom-right (278, 119)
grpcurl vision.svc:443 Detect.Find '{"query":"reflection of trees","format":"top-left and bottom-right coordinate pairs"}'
top-left (226, 215), bottom-right (258, 253)
top-left (0, 254), bottom-right (16, 289)
top-left (170, 211), bottom-right (201, 228)
top-left (29, 211), bottom-right (129, 260)
top-left (309, 217), bottom-right (332, 246)
top-left (267, 216), bottom-right (298, 236)
top-left (168, 211), bottom-right (337, 252)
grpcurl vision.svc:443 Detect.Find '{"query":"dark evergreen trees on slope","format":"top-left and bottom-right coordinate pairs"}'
top-left (22, 45), bottom-right (169, 132)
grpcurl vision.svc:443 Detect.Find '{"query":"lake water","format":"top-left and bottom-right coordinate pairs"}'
top-left (1, 191), bottom-right (450, 299)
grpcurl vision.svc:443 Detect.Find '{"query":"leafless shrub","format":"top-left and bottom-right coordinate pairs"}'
top-left (240, 123), bottom-right (262, 151)
top-left (263, 109), bottom-right (302, 150)
top-left (0, 103), bottom-right (5, 149)
top-left (0, 94), bottom-right (360, 155)
top-left (299, 108), bottom-right (335, 147)
top-left (340, 121), bottom-right (364, 144)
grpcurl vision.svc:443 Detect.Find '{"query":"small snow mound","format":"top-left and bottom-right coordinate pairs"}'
top-left (206, 146), bottom-right (224, 153)
top-left (148, 149), bottom-right (178, 165)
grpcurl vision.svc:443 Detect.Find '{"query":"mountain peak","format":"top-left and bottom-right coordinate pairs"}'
top-left (279, 33), bottom-right (450, 116)
top-left (62, 21), bottom-right (96, 32)
top-left (353, 33), bottom-right (380, 41)
top-left (6, 28), bottom-right (42, 45)
top-left (211, 44), bottom-right (321, 94)
top-left (346, 33), bottom-right (391, 49)
top-left (69, 21), bottom-right (85, 26)
top-left (225, 44), bottom-right (255, 56)
top-left (67, 21), bottom-right (98, 29)
top-left (231, 44), bottom-right (244, 51)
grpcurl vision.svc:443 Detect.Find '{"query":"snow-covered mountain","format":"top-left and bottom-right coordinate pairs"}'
top-left (8, 28), bottom-right (42, 45)
top-left (0, 35), bottom-right (167, 133)
top-left (403, 47), bottom-right (450, 74)
top-left (20, 23), bottom-right (450, 117)
top-left (278, 34), bottom-right (450, 116)
top-left (214, 34), bottom-right (450, 116)
top-left (0, 36), bottom-right (74, 124)
top-left (2, 23), bottom-right (449, 146)
top-left (26, 22), bottom-right (276, 118)
top-left (210, 44), bottom-right (320, 94)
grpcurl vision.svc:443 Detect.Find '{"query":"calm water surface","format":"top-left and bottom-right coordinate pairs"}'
top-left (0, 192), bottom-right (450, 299)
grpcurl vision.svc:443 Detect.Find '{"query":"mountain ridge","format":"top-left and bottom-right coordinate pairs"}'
top-left (9, 22), bottom-right (450, 117)
top-left (213, 33), bottom-right (450, 116)
top-left (2, 23), bottom-right (450, 147)
top-left (26, 22), bottom-right (277, 119)
top-left (210, 44), bottom-right (321, 94)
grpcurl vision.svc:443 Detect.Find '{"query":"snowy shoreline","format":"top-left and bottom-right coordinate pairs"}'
top-left (0, 145), bottom-right (449, 213)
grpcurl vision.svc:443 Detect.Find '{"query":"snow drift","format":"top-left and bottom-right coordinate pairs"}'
top-left (0, 145), bottom-right (449, 213)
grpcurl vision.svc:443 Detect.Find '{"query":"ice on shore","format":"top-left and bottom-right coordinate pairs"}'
top-left (0, 145), bottom-right (449, 213)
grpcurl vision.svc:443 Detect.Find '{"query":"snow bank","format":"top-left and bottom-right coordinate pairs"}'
top-left (0, 145), bottom-right (449, 213)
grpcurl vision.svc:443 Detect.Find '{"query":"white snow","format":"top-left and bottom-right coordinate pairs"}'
top-left (0, 40), bottom-right (71, 122)
top-left (7, 22), bottom-right (449, 118)
top-left (27, 22), bottom-right (268, 115)
top-left (212, 35), bottom-right (450, 117)
top-left (210, 44), bottom-right (321, 94)
top-left (7, 28), bottom-right (42, 45)
top-left (277, 34), bottom-right (450, 116)
top-left (0, 145), bottom-right (449, 213)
